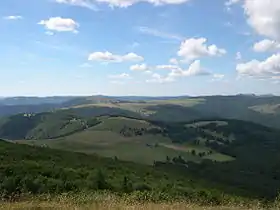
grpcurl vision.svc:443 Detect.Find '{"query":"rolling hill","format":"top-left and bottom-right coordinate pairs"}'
top-left (0, 140), bottom-right (261, 207)
top-left (2, 96), bottom-right (280, 205)
top-left (60, 95), bottom-right (280, 129)
top-left (1, 95), bottom-right (280, 129)
top-left (2, 108), bottom-right (280, 169)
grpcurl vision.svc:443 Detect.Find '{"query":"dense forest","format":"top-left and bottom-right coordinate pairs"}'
top-left (0, 140), bottom-right (253, 205)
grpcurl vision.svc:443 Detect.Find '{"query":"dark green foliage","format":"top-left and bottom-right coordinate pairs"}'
top-left (191, 150), bottom-right (196, 156)
top-left (95, 170), bottom-right (110, 190)
top-left (122, 176), bottom-right (133, 193)
top-left (147, 104), bottom-right (204, 123)
top-left (0, 112), bottom-right (100, 140)
top-left (0, 140), bottom-right (251, 202)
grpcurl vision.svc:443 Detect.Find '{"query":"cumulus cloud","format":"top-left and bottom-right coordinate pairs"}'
top-left (225, 0), bottom-right (240, 10)
top-left (144, 70), bottom-right (153, 75)
top-left (38, 17), bottom-right (79, 33)
top-left (236, 54), bottom-right (280, 79)
top-left (244, 0), bottom-right (280, 40)
top-left (45, 31), bottom-right (54, 36)
top-left (109, 73), bottom-right (132, 79)
top-left (3, 16), bottom-right (22, 20)
top-left (96, 0), bottom-right (190, 8)
top-left (213, 74), bottom-right (225, 79)
top-left (110, 80), bottom-right (125, 85)
top-left (137, 26), bottom-right (183, 41)
top-left (225, 0), bottom-right (240, 6)
top-left (177, 38), bottom-right (226, 61)
top-left (210, 74), bottom-right (226, 82)
top-left (168, 60), bottom-right (211, 78)
top-left (169, 58), bottom-right (179, 65)
top-left (146, 73), bottom-right (174, 83)
top-left (145, 60), bottom-right (211, 83)
top-left (54, 0), bottom-right (192, 9)
top-left (130, 64), bottom-right (150, 71)
top-left (55, 0), bottom-right (191, 8)
top-left (55, 0), bottom-right (98, 10)
top-left (156, 65), bottom-right (180, 70)
top-left (79, 63), bottom-right (93, 68)
top-left (236, 52), bottom-right (242, 60)
top-left (253, 39), bottom-right (280, 52)
top-left (131, 42), bottom-right (140, 48)
top-left (88, 52), bottom-right (143, 63)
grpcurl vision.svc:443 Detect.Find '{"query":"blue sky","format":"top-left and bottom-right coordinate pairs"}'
top-left (1, 0), bottom-right (280, 96)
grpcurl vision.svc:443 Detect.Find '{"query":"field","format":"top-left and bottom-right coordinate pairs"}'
top-left (21, 130), bottom-right (201, 165)
top-left (3, 96), bottom-right (280, 208)
top-left (186, 121), bottom-right (229, 128)
top-left (64, 98), bottom-right (205, 117)
top-left (2, 140), bottom-right (263, 207)
top-left (249, 104), bottom-right (280, 114)
top-left (203, 153), bottom-right (235, 162)
top-left (19, 116), bottom-right (234, 165)
top-left (0, 193), bottom-right (270, 210)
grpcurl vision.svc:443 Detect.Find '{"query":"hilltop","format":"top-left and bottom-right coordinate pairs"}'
top-left (1, 95), bottom-right (280, 129)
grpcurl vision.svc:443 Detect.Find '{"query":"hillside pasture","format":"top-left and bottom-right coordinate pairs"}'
top-left (61, 98), bottom-right (205, 117)
top-left (249, 104), bottom-right (280, 114)
top-left (20, 131), bottom-right (201, 165)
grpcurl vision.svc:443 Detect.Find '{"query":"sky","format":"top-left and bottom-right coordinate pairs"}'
top-left (0, 0), bottom-right (280, 96)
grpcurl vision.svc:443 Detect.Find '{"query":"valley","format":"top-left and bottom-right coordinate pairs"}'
top-left (1, 95), bottom-right (280, 208)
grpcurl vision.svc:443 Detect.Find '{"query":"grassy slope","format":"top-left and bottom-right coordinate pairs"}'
top-left (19, 117), bottom-right (199, 165)
top-left (60, 96), bottom-right (280, 128)
top-left (63, 98), bottom-right (204, 117)
top-left (0, 112), bottom-right (100, 140)
top-left (0, 192), bottom-right (269, 210)
top-left (0, 140), bottom-right (254, 204)
top-left (20, 116), bottom-right (232, 165)
top-left (249, 104), bottom-right (280, 114)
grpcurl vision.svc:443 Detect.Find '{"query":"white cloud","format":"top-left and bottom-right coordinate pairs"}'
top-left (137, 26), bottom-right (183, 41)
top-left (213, 74), bottom-right (225, 79)
top-left (146, 73), bottom-right (174, 83)
top-left (38, 17), bottom-right (79, 33)
top-left (169, 58), bottom-right (179, 65)
top-left (236, 52), bottom-right (242, 60)
top-left (177, 38), bottom-right (226, 61)
top-left (96, 0), bottom-right (190, 8)
top-left (244, 0), bottom-right (280, 40)
top-left (88, 52), bottom-right (143, 63)
top-left (168, 60), bottom-right (211, 78)
top-left (146, 60), bottom-right (210, 83)
top-left (109, 73), bottom-right (132, 79)
top-left (79, 63), bottom-right (93, 68)
top-left (210, 74), bottom-right (226, 82)
top-left (224, 22), bottom-right (233, 27)
top-left (236, 54), bottom-right (280, 79)
top-left (130, 63), bottom-right (150, 71)
top-left (131, 42), bottom-right (140, 49)
top-left (55, 0), bottom-right (191, 8)
top-left (144, 70), bottom-right (153, 74)
top-left (110, 80), bottom-right (125, 85)
top-left (45, 31), bottom-right (54, 36)
top-left (253, 39), bottom-right (280, 52)
top-left (3, 16), bottom-right (22, 20)
top-left (225, 0), bottom-right (239, 6)
top-left (55, 0), bottom-right (98, 10)
top-left (156, 65), bottom-right (180, 70)
top-left (225, 0), bottom-right (240, 7)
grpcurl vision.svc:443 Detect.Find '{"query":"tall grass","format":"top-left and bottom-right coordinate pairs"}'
top-left (1, 192), bottom-right (278, 210)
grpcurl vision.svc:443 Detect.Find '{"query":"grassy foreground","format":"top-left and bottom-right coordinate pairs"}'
top-left (0, 192), bottom-right (275, 210)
